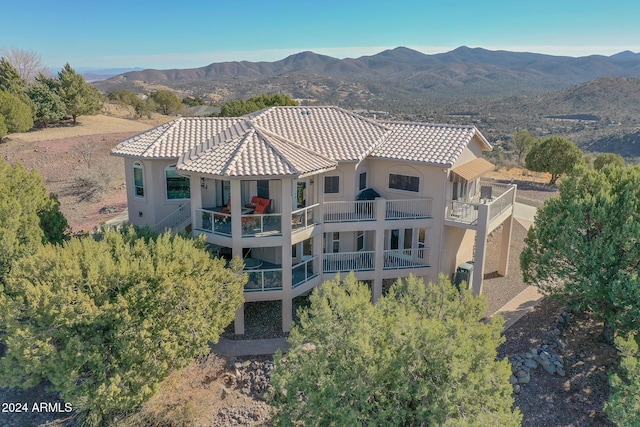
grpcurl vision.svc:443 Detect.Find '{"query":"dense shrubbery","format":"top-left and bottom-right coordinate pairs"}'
top-left (268, 273), bottom-right (521, 426)
top-left (0, 227), bottom-right (245, 425)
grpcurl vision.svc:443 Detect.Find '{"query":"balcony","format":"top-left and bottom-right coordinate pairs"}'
top-left (323, 251), bottom-right (375, 272)
top-left (324, 198), bottom-right (432, 223)
top-left (383, 248), bottom-right (430, 269)
top-left (194, 208), bottom-right (282, 237)
top-left (292, 204), bottom-right (320, 232)
top-left (241, 256), bottom-right (320, 292)
top-left (445, 182), bottom-right (516, 227)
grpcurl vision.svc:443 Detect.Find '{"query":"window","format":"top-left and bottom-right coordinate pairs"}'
top-left (165, 165), bottom-right (190, 200)
top-left (133, 162), bottom-right (144, 198)
top-left (357, 231), bottom-right (365, 251)
top-left (359, 172), bottom-right (367, 191)
top-left (389, 174), bottom-right (419, 192)
top-left (324, 176), bottom-right (339, 194)
top-left (324, 232), bottom-right (340, 253)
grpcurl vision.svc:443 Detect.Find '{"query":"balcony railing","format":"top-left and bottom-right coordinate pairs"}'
top-left (383, 248), bottom-right (430, 269)
top-left (292, 256), bottom-right (319, 288)
top-left (244, 268), bottom-right (283, 292)
top-left (386, 198), bottom-right (432, 220)
top-left (445, 182), bottom-right (516, 225)
top-left (241, 213), bottom-right (282, 237)
top-left (489, 186), bottom-right (515, 222)
top-left (195, 208), bottom-right (231, 236)
top-left (324, 200), bottom-right (376, 222)
top-left (155, 202), bottom-right (191, 233)
top-left (292, 203), bottom-right (319, 231)
top-left (323, 251), bottom-right (375, 272)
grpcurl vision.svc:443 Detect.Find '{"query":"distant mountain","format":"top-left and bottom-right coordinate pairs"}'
top-left (94, 46), bottom-right (640, 105)
top-left (80, 67), bottom-right (145, 82)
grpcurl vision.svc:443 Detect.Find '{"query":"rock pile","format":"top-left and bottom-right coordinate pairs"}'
top-left (223, 358), bottom-right (274, 400)
top-left (506, 308), bottom-right (572, 393)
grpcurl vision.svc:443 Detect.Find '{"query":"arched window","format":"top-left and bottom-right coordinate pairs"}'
top-left (133, 162), bottom-right (144, 198)
top-left (165, 165), bottom-right (190, 200)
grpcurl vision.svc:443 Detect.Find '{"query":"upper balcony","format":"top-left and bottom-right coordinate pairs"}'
top-left (444, 181), bottom-right (516, 229)
top-left (324, 198), bottom-right (432, 223)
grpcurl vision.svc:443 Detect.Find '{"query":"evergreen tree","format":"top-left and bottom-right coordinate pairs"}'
top-left (594, 152), bottom-right (625, 170)
top-left (149, 89), bottom-right (182, 115)
top-left (521, 166), bottom-right (640, 342)
top-left (0, 227), bottom-right (245, 426)
top-left (0, 158), bottom-right (62, 282)
top-left (0, 90), bottom-right (34, 136)
top-left (606, 335), bottom-right (640, 426)
top-left (56, 63), bottom-right (102, 124)
top-left (268, 273), bottom-right (521, 426)
top-left (27, 81), bottom-right (66, 127)
top-left (0, 57), bottom-right (27, 99)
top-left (525, 136), bottom-right (584, 184)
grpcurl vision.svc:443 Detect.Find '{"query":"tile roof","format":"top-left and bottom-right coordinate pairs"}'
top-left (179, 121), bottom-right (336, 177)
top-left (370, 121), bottom-right (491, 166)
top-left (111, 107), bottom-right (491, 176)
top-left (248, 106), bottom-right (391, 161)
top-left (111, 117), bottom-right (243, 158)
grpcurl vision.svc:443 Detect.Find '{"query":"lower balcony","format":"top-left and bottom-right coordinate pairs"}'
top-left (242, 256), bottom-right (320, 292)
top-left (445, 182), bottom-right (516, 227)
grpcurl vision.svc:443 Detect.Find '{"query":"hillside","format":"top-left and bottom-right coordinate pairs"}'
top-left (94, 46), bottom-right (640, 105)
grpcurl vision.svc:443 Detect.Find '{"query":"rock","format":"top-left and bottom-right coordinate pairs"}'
top-left (557, 367), bottom-right (566, 377)
top-left (544, 363), bottom-right (557, 374)
top-left (518, 372), bottom-right (531, 384)
top-left (524, 359), bottom-right (538, 369)
top-left (509, 375), bottom-right (518, 385)
top-left (513, 384), bottom-right (521, 393)
top-left (516, 369), bottom-right (528, 378)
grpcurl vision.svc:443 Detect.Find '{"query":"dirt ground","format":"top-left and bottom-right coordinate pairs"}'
top-left (0, 108), bottom-right (172, 233)
top-left (0, 113), bottom-right (617, 426)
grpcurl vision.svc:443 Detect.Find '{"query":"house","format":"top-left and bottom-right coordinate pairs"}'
top-left (111, 106), bottom-right (516, 334)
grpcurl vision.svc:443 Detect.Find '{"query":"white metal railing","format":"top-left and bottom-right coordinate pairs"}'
top-left (241, 213), bottom-right (282, 237)
top-left (292, 203), bottom-right (319, 231)
top-left (244, 268), bottom-right (283, 292)
top-left (386, 198), bottom-right (432, 220)
top-left (292, 256), bottom-right (319, 288)
top-left (323, 251), bottom-right (375, 272)
top-left (324, 200), bottom-right (376, 222)
top-left (445, 200), bottom-right (479, 224)
top-left (383, 248), bottom-right (430, 269)
top-left (155, 202), bottom-right (191, 233)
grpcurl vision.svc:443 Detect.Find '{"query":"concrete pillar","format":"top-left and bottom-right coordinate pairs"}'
top-left (472, 204), bottom-right (490, 296)
top-left (372, 198), bottom-right (386, 301)
top-left (497, 215), bottom-right (513, 276)
top-left (281, 178), bottom-right (293, 332)
top-left (234, 304), bottom-right (245, 335)
top-left (230, 179), bottom-right (242, 256)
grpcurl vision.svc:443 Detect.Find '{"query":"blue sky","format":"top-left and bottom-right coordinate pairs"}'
top-left (2, 0), bottom-right (639, 70)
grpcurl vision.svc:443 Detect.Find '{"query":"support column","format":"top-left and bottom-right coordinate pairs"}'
top-left (281, 179), bottom-right (293, 332)
top-left (372, 198), bottom-right (386, 302)
top-left (472, 204), bottom-right (490, 296)
top-left (497, 214), bottom-right (513, 276)
top-left (234, 304), bottom-right (245, 335)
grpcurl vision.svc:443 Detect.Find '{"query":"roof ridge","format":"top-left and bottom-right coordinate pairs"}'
top-left (218, 127), bottom-right (254, 176)
top-left (253, 124), bottom-right (336, 164)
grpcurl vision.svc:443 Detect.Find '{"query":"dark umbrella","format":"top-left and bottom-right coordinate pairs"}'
top-left (357, 188), bottom-right (381, 200)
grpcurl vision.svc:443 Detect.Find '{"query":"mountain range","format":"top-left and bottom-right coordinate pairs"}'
top-left (92, 47), bottom-right (640, 159)
top-left (94, 46), bottom-right (640, 104)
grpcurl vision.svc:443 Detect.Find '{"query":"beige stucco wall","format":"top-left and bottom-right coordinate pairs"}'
top-left (121, 157), bottom-right (190, 228)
